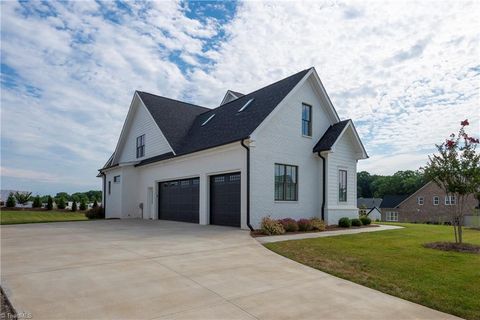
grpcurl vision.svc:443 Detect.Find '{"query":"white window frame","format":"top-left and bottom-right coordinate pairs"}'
top-left (445, 195), bottom-right (457, 205)
top-left (338, 169), bottom-right (348, 202)
top-left (417, 197), bottom-right (424, 205)
top-left (433, 196), bottom-right (439, 205)
top-left (385, 211), bottom-right (398, 222)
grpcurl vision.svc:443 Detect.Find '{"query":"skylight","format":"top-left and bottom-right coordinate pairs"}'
top-left (201, 114), bottom-right (215, 126)
top-left (238, 98), bottom-right (254, 112)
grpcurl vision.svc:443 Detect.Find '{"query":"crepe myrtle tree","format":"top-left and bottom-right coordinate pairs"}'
top-left (423, 119), bottom-right (480, 244)
top-left (14, 191), bottom-right (32, 207)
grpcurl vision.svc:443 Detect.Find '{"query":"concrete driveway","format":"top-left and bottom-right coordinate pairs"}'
top-left (1, 220), bottom-right (457, 320)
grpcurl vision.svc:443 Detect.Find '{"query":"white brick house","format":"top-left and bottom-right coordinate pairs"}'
top-left (99, 68), bottom-right (368, 229)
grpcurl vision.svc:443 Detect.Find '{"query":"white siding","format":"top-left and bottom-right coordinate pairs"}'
top-left (325, 129), bottom-right (359, 224)
top-left (105, 168), bottom-right (122, 218)
top-left (106, 143), bottom-right (247, 226)
top-left (117, 99), bottom-right (172, 163)
top-left (249, 77), bottom-right (332, 228)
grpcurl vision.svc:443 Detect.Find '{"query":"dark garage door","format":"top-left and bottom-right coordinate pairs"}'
top-left (210, 172), bottom-right (241, 227)
top-left (159, 178), bottom-right (199, 223)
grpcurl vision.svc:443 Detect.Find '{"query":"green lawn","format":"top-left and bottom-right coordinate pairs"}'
top-left (265, 223), bottom-right (480, 320)
top-left (0, 210), bottom-right (88, 225)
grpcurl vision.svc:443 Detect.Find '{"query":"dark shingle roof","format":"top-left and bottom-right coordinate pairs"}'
top-left (357, 198), bottom-right (383, 209)
top-left (105, 69), bottom-right (311, 169)
top-left (137, 92), bottom-right (209, 152)
top-left (380, 195), bottom-right (410, 208)
top-left (313, 120), bottom-right (350, 153)
top-left (175, 69), bottom-right (310, 155)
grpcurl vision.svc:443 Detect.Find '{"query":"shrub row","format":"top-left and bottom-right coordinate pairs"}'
top-left (261, 217), bottom-right (326, 235)
top-left (338, 216), bottom-right (372, 228)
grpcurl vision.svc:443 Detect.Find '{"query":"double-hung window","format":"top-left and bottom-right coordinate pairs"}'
top-left (433, 196), bottom-right (439, 205)
top-left (445, 195), bottom-right (456, 205)
top-left (302, 103), bottom-right (312, 137)
top-left (386, 211), bottom-right (398, 221)
top-left (136, 134), bottom-right (145, 158)
top-left (417, 197), bottom-right (424, 205)
top-left (339, 170), bottom-right (347, 202)
top-left (275, 164), bottom-right (298, 201)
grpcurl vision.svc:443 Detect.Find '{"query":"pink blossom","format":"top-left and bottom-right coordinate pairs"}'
top-left (446, 140), bottom-right (455, 148)
top-left (461, 119), bottom-right (469, 126)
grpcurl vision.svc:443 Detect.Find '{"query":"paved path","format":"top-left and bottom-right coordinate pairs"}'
top-left (256, 224), bottom-right (403, 244)
top-left (1, 220), bottom-right (457, 320)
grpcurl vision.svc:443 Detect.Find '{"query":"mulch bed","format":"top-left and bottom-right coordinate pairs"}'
top-left (1, 286), bottom-right (16, 319)
top-left (251, 224), bottom-right (380, 237)
top-left (423, 242), bottom-right (480, 254)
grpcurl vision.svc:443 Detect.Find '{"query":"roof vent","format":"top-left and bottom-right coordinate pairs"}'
top-left (201, 114), bottom-right (215, 126)
top-left (238, 98), bottom-right (254, 112)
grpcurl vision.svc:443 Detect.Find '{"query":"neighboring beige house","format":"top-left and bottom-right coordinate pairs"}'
top-left (380, 181), bottom-right (479, 224)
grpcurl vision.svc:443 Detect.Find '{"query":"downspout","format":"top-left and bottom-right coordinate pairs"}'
top-left (241, 139), bottom-right (254, 231)
top-left (318, 152), bottom-right (326, 221)
top-left (101, 172), bottom-right (106, 214)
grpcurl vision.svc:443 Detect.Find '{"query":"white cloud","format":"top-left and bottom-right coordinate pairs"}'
top-left (1, 0), bottom-right (479, 194)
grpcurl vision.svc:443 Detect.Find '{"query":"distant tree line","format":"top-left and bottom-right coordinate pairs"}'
top-left (4, 190), bottom-right (102, 209)
top-left (357, 170), bottom-right (427, 198)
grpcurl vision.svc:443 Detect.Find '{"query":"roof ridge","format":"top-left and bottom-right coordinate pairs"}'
top-left (136, 91), bottom-right (210, 111)
top-left (206, 68), bottom-right (312, 111)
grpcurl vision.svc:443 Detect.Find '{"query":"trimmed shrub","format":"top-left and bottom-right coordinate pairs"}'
top-left (351, 218), bottom-right (362, 227)
top-left (297, 218), bottom-right (313, 231)
top-left (279, 218), bottom-right (299, 232)
top-left (360, 216), bottom-right (371, 225)
top-left (338, 217), bottom-right (351, 228)
top-left (71, 201), bottom-right (77, 212)
top-left (57, 197), bottom-right (66, 209)
top-left (6, 194), bottom-right (16, 208)
top-left (260, 216), bottom-right (285, 235)
top-left (310, 218), bottom-right (326, 231)
top-left (79, 198), bottom-right (87, 211)
top-left (32, 195), bottom-right (42, 208)
top-left (85, 206), bottom-right (105, 219)
top-left (46, 196), bottom-right (53, 210)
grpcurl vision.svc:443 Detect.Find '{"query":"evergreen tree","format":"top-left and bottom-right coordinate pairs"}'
top-left (32, 195), bottom-right (42, 208)
top-left (57, 197), bottom-right (66, 209)
top-left (92, 199), bottom-right (98, 208)
top-left (71, 200), bottom-right (77, 212)
top-left (47, 196), bottom-right (53, 210)
top-left (6, 193), bottom-right (16, 207)
top-left (79, 198), bottom-right (87, 211)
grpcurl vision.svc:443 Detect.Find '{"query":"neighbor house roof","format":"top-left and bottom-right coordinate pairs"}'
top-left (357, 198), bottom-right (383, 209)
top-left (380, 195), bottom-right (410, 208)
top-left (229, 90), bottom-right (244, 97)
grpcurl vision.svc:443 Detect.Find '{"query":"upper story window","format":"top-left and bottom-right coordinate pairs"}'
top-left (339, 169), bottom-right (347, 202)
top-left (433, 196), bottom-right (439, 205)
top-left (302, 103), bottom-right (312, 137)
top-left (417, 197), bottom-right (424, 205)
top-left (445, 195), bottom-right (456, 205)
top-left (275, 164), bottom-right (298, 201)
top-left (136, 134), bottom-right (145, 158)
top-left (113, 175), bottom-right (121, 183)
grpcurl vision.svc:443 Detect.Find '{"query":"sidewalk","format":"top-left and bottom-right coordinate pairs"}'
top-left (256, 224), bottom-right (403, 244)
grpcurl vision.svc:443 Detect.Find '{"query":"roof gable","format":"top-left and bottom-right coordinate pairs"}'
top-left (137, 92), bottom-right (209, 153)
top-left (357, 198), bottom-right (383, 208)
top-left (313, 120), bottom-right (368, 159)
top-left (220, 90), bottom-right (244, 105)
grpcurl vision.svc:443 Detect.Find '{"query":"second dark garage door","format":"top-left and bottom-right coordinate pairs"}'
top-left (159, 178), bottom-right (199, 223)
top-left (210, 172), bottom-right (241, 227)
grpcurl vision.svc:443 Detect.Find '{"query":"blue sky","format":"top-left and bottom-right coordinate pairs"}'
top-left (1, 0), bottom-right (479, 195)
